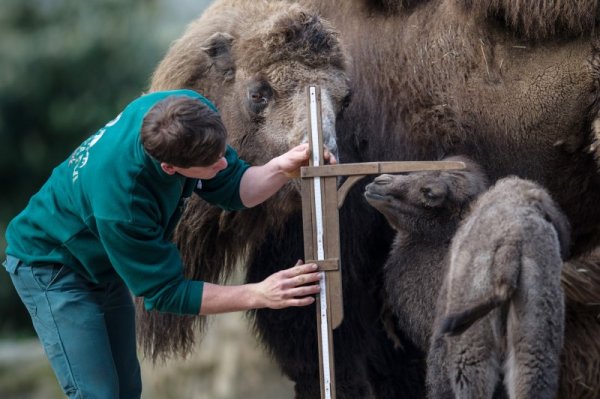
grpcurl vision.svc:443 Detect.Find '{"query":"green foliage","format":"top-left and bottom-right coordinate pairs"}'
top-left (0, 0), bottom-right (210, 333)
top-left (0, 0), bottom-right (163, 217)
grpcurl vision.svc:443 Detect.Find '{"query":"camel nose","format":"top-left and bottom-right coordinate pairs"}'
top-left (373, 174), bottom-right (394, 185)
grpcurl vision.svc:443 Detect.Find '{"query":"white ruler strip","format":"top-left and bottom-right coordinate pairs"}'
top-left (309, 86), bottom-right (331, 399)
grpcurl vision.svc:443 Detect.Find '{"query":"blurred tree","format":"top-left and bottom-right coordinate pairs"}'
top-left (0, 0), bottom-right (211, 335)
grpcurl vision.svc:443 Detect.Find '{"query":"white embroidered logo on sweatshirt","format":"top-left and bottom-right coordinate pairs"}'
top-left (69, 113), bottom-right (121, 183)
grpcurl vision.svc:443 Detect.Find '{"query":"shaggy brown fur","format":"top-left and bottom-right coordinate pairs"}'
top-left (368, 0), bottom-right (600, 39)
top-left (431, 177), bottom-right (569, 398)
top-left (362, 0), bottom-right (426, 13)
top-left (460, 0), bottom-right (600, 40)
top-left (141, 0), bottom-right (600, 397)
top-left (139, 0), bottom-right (350, 360)
top-left (559, 250), bottom-right (600, 399)
top-left (138, 2), bottom-right (421, 398)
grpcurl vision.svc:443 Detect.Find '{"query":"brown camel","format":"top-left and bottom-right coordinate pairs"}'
top-left (138, 1), bottom-right (600, 397)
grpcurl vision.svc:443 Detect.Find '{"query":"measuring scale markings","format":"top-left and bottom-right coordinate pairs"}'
top-left (309, 86), bottom-right (332, 399)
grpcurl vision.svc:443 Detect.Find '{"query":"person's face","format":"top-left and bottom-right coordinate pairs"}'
top-left (160, 156), bottom-right (228, 179)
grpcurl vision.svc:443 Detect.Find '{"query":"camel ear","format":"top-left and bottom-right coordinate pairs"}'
top-left (200, 32), bottom-right (236, 81)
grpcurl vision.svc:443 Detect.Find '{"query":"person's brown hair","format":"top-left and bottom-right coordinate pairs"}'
top-left (141, 96), bottom-right (227, 167)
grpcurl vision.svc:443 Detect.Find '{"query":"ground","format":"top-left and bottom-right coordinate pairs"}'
top-left (0, 313), bottom-right (293, 399)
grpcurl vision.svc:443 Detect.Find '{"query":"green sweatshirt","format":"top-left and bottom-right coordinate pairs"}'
top-left (5, 90), bottom-right (250, 315)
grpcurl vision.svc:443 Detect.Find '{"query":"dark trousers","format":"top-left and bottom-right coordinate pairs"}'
top-left (3, 255), bottom-right (142, 399)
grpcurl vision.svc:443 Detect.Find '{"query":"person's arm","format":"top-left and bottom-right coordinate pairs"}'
top-left (199, 261), bottom-right (322, 314)
top-left (98, 217), bottom-right (322, 315)
top-left (239, 143), bottom-right (336, 208)
top-left (194, 145), bottom-right (250, 211)
top-left (95, 218), bottom-right (204, 315)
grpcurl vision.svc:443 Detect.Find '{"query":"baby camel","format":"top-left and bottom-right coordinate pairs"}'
top-left (365, 160), bottom-right (570, 398)
top-left (429, 177), bottom-right (570, 399)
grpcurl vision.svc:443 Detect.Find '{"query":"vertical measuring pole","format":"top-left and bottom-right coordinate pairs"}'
top-left (299, 87), bottom-right (464, 399)
top-left (301, 86), bottom-right (336, 399)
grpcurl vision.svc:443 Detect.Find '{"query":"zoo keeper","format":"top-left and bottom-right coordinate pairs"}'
top-left (2, 89), bottom-right (328, 399)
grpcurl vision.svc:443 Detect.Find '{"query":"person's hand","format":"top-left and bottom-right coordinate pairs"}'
top-left (281, 143), bottom-right (338, 178)
top-left (253, 260), bottom-right (322, 309)
top-left (323, 146), bottom-right (337, 165)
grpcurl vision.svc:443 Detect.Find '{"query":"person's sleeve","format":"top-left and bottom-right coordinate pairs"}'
top-left (195, 145), bottom-right (251, 211)
top-left (95, 218), bottom-right (203, 315)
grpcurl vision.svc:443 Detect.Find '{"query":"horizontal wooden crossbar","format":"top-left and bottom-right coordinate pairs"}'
top-left (306, 259), bottom-right (340, 271)
top-left (301, 161), bottom-right (465, 178)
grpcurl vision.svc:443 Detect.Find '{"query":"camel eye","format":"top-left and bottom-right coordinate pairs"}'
top-left (246, 80), bottom-right (273, 114)
top-left (341, 90), bottom-right (352, 110)
top-left (336, 89), bottom-right (353, 119)
top-left (420, 182), bottom-right (448, 207)
top-left (421, 187), bottom-right (437, 200)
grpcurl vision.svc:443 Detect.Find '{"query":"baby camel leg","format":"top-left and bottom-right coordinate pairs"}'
top-left (504, 256), bottom-right (564, 399)
top-left (447, 325), bottom-right (501, 399)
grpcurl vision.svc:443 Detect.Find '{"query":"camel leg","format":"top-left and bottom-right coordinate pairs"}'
top-left (504, 257), bottom-right (564, 399)
top-left (448, 327), bottom-right (500, 399)
top-left (427, 335), bottom-right (454, 399)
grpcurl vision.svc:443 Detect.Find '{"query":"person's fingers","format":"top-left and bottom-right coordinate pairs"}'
top-left (326, 152), bottom-right (337, 165)
top-left (296, 142), bottom-right (309, 152)
top-left (302, 143), bottom-right (310, 157)
top-left (289, 271), bottom-right (322, 287)
top-left (282, 147), bottom-right (309, 178)
top-left (291, 143), bottom-right (309, 160)
top-left (282, 296), bottom-right (316, 307)
top-left (323, 147), bottom-right (337, 165)
top-left (285, 284), bottom-right (321, 298)
top-left (263, 268), bottom-right (323, 309)
top-left (281, 262), bottom-right (318, 278)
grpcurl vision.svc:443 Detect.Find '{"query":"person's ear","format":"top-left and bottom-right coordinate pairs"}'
top-left (160, 162), bottom-right (177, 175)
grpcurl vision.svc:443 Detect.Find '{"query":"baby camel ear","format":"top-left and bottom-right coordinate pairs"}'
top-left (200, 32), bottom-right (236, 81)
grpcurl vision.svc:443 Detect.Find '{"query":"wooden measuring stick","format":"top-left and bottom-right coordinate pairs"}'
top-left (300, 85), bottom-right (465, 399)
top-left (302, 86), bottom-right (337, 399)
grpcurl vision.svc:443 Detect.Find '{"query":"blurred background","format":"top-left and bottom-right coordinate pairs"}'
top-left (0, 0), bottom-right (294, 397)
